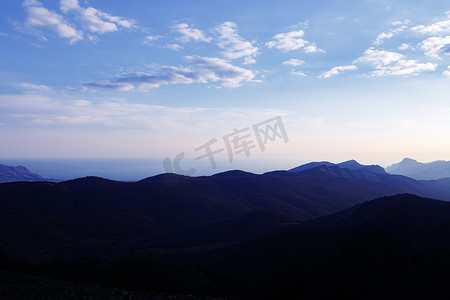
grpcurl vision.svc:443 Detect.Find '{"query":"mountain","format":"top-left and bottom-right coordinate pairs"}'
top-left (0, 163), bottom-right (45, 183)
top-left (386, 157), bottom-right (450, 180)
top-left (290, 160), bottom-right (450, 200)
top-left (199, 194), bottom-right (450, 299)
top-left (2, 164), bottom-right (450, 261)
top-left (288, 161), bottom-right (335, 172)
top-left (3, 169), bottom-right (450, 298)
top-left (290, 159), bottom-right (386, 175)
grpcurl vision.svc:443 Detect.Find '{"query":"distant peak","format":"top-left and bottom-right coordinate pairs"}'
top-left (343, 159), bottom-right (358, 163)
top-left (212, 170), bottom-right (256, 177)
top-left (401, 158), bottom-right (419, 163)
top-left (337, 160), bottom-right (363, 170)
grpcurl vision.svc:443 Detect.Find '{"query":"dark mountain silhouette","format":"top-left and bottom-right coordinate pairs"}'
top-left (2, 165), bottom-right (450, 299)
top-left (3, 160), bottom-right (450, 298)
top-left (2, 163), bottom-right (450, 261)
top-left (0, 163), bottom-right (45, 183)
top-left (386, 157), bottom-right (450, 180)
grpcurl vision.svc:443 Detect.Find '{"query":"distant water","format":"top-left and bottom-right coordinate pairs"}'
top-left (0, 159), bottom-right (164, 181)
top-left (0, 158), bottom-right (296, 181)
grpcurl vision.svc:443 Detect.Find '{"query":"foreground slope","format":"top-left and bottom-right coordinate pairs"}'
top-left (200, 194), bottom-right (450, 299)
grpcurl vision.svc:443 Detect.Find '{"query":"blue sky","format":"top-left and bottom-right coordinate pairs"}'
top-left (1, 0), bottom-right (450, 174)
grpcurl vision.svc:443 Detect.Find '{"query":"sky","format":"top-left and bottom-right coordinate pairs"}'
top-left (1, 0), bottom-right (450, 176)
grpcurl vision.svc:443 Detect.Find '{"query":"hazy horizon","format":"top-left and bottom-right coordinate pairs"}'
top-left (0, 156), bottom-right (442, 181)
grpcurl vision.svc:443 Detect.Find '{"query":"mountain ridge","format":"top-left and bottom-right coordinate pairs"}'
top-left (386, 157), bottom-right (450, 180)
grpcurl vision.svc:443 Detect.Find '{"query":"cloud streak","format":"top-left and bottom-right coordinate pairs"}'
top-left (319, 65), bottom-right (357, 78)
top-left (282, 59), bottom-right (305, 66)
top-left (85, 56), bottom-right (258, 91)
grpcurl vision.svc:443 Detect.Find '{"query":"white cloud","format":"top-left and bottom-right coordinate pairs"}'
top-left (374, 32), bottom-right (394, 45)
top-left (443, 66), bottom-right (450, 78)
top-left (243, 57), bottom-right (256, 65)
top-left (355, 48), bottom-right (436, 76)
top-left (411, 19), bottom-right (450, 35)
top-left (392, 20), bottom-right (410, 26)
top-left (371, 60), bottom-right (436, 76)
top-left (20, 82), bottom-right (51, 92)
top-left (319, 65), bottom-right (357, 78)
top-left (303, 42), bottom-right (325, 53)
top-left (23, 0), bottom-right (83, 43)
top-left (282, 59), bottom-right (305, 66)
top-left (291, 70), bottom-right (306, 77)
top-left (60, 0), bottom-right (135, 34)
top-left (85, 56), bottom-right (258, 90)
top-left (145, 35), bottom-right (162, 42)
top-left (420, 36), bottom-right (450, 58)
top-left (172, 23), bottom-right (211, 43)
top-left (374, 21), bottom-right (408, 45)
top-left (266, 29), bottom-right (324, 53)
top-left (60, 0), bottom-right (78, 12)
top-left (143, 35), bottom-right (163, 46)
top-left (215, 22), bottom-right (259, 61)
top-left (164, 43), bottom-right (183, 51)
top-left (398, 43), bottom-right (411, 50)
top-left (22, 0), bottom-right (134, 43)
top-left (354, 48), bottom-right (403, 66)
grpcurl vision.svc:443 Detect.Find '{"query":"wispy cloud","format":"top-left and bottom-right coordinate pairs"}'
top-left (0, 93), bottom-right (286, 138)
top-left (319, 65), bottom-right (357, 78)
top-left (215, 22), bottom-right (259, 61)
top-left (172, 23), bottom-right (211, 43)
top-left (19, 82), bottom-right (52, 92)
top-left (85, 81), bottom-right (135, 91)
top-left (85, 56), bottom-right (258, 91)
top-left (60, 0), bottom-right (135, 34)
top-left (371, 60), bottom-right (436, 76)
top-left (142, 34), bottom-right (163, 46)
top-left (23, 0), bottom-right (83, 43)
top-left (374, 20), bottom-right (409, 45)
top-left (266, 29), bottom-right (324, 53)
top-left (164, 43), bottom-right (183, 51)
top-left (282, 59), bottom-right (305, 66)
top-left (22, 0), bottom-right (135, 43)
top-left (355, 48), bottom-right (436, 76)
top-left (398, 43), bottom-right (412, 51)
top-left (291, 70), bottom-right (306, 77)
